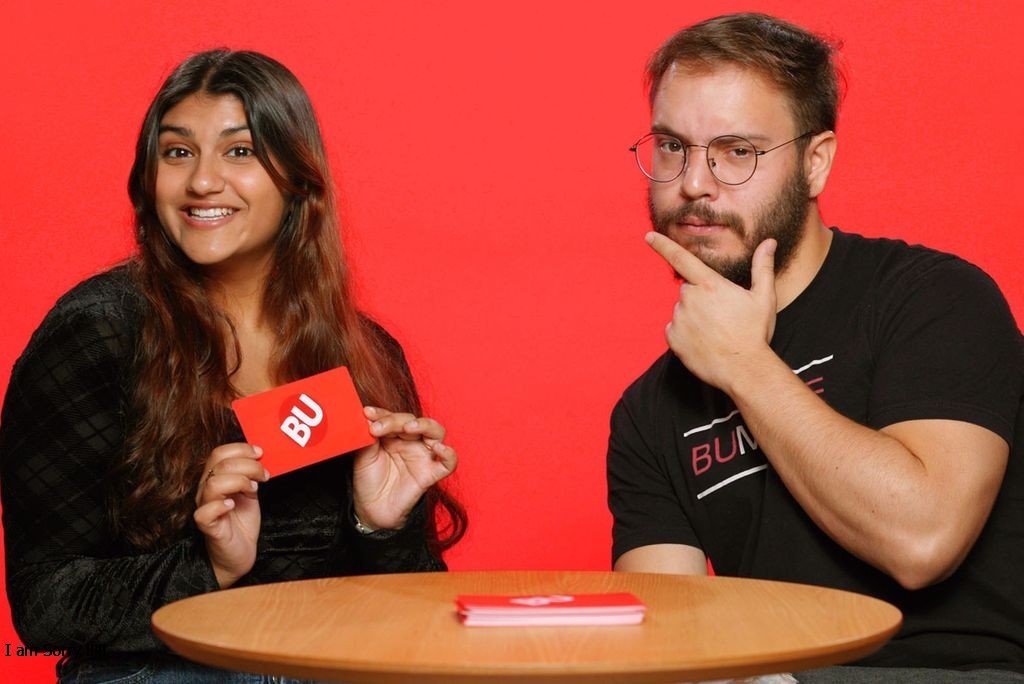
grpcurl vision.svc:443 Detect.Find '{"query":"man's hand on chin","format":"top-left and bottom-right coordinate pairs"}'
top-left (645, 231), bottom-right (778, 393)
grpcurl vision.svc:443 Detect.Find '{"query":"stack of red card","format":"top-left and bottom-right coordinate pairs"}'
top-left (455, 593), bottom-right (646, 626)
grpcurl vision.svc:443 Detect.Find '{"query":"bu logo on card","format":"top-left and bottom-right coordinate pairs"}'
top-left (510, 595), bottom-right (574, 607)
top-left (279, 394), bottom-right (327, 447)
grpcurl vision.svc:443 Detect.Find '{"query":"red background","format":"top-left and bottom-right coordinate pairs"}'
top-left (1, 1), bottom-right (1022, 678)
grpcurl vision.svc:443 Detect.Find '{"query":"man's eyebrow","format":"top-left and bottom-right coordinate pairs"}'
top-left (649, 124), bottom-right (774, 146)
top-left (650, 123), bottom-right (685, 139)
top-left (157, 124), bottom-right (250, 138)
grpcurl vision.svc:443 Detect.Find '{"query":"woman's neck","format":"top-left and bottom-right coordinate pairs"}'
top-left (204, 259), bottom-right (272, 331)
top-left (203, 262), bottom-right (278, 396)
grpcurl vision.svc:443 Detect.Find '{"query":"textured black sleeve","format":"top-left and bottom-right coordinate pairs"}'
top-left (0, 288), bottom-right (219, 653)
top-left (343, 497), bottom-right (447, 574)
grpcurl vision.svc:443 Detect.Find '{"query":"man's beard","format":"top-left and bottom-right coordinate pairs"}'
top-left (648, 167), bottom-right (810, 288)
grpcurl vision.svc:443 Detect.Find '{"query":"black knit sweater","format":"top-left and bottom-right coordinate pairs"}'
top-left (0, 266), bottom-right (443, 656)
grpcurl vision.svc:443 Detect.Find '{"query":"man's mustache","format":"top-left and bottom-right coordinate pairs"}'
top-left (653, 202), bottom-right (745, 237)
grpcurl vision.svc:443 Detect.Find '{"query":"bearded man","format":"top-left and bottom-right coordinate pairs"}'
top-left (608, 12), bottom-right (1023, 681)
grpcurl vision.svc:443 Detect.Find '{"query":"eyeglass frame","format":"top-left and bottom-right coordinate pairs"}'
top-left (629, 131), bottom-right (815, 186)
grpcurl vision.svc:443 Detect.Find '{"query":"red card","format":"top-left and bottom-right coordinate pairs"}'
top-left (231, 366), bottom-right (375, 476)
top-left (456, 593), bottom-right (646, 626)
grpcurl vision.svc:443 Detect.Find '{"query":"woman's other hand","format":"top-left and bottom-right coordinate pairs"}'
top-left (193, 443), bottom-right (270, 588)
top-left (352, 407), bottom-right (457, 531)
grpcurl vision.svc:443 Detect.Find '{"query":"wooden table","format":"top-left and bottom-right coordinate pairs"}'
top-left (152, 570), bottom-right (901, 683)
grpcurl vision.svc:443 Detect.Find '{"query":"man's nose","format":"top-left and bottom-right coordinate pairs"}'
top-left (678, 146), bottom-right (718, 202)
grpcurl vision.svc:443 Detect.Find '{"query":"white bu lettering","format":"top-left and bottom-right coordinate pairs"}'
top-left (280, 394), bottom-right (324, 447)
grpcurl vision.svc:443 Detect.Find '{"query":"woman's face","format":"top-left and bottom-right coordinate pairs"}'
top-left (155, 93), bottom-right (288, 279)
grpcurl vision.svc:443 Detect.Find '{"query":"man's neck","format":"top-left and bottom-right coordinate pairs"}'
top-left (774, 211), bottom-right (833, 312)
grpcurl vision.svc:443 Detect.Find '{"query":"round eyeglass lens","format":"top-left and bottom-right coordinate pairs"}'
top-left (633, 134), bottom-right (685, 182)
top-left (706, 136), bottom-right (758, 185)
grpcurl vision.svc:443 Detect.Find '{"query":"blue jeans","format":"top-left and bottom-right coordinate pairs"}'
top-left (57, 652), bottom-right (333, 683)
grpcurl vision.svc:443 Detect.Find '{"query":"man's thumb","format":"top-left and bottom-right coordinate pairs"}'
top-left (751, 239), bottom-right (777, 297)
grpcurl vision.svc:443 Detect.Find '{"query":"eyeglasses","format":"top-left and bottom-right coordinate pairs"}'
top-left (629, 131), bottom-right (813, 185)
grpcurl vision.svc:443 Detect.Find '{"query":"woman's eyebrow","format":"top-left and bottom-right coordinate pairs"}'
top-left (158, 124), bottom-right (192, 137)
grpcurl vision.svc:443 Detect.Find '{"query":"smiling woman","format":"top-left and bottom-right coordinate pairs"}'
top-left (155, 94), bottom-right (289, 275)
top-left (0, 49), bottom-right (466, 683)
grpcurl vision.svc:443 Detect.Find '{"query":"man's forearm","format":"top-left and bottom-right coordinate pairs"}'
top-left (724, 347), bottom-right (1005, 589)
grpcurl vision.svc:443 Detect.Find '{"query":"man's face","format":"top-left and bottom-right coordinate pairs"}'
top-left (647, 63), bottom-right (811, 287)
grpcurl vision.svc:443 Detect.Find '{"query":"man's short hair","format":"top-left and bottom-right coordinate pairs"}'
top-left (647, 13), bottom-right (841, 136)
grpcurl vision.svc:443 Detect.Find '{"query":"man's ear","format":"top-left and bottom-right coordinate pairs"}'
top-left (804, 131), bottom-right (837, 199)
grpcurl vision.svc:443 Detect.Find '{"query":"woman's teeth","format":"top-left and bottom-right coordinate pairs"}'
top-left (188, 207), bottom-right (235, 218)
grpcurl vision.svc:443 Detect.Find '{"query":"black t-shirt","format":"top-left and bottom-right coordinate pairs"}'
top-left (608, 228), bottom-right (1024, 670)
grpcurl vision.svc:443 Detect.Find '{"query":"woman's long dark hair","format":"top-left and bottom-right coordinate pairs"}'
top-left (114, 49), bottom-right (465, 553)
